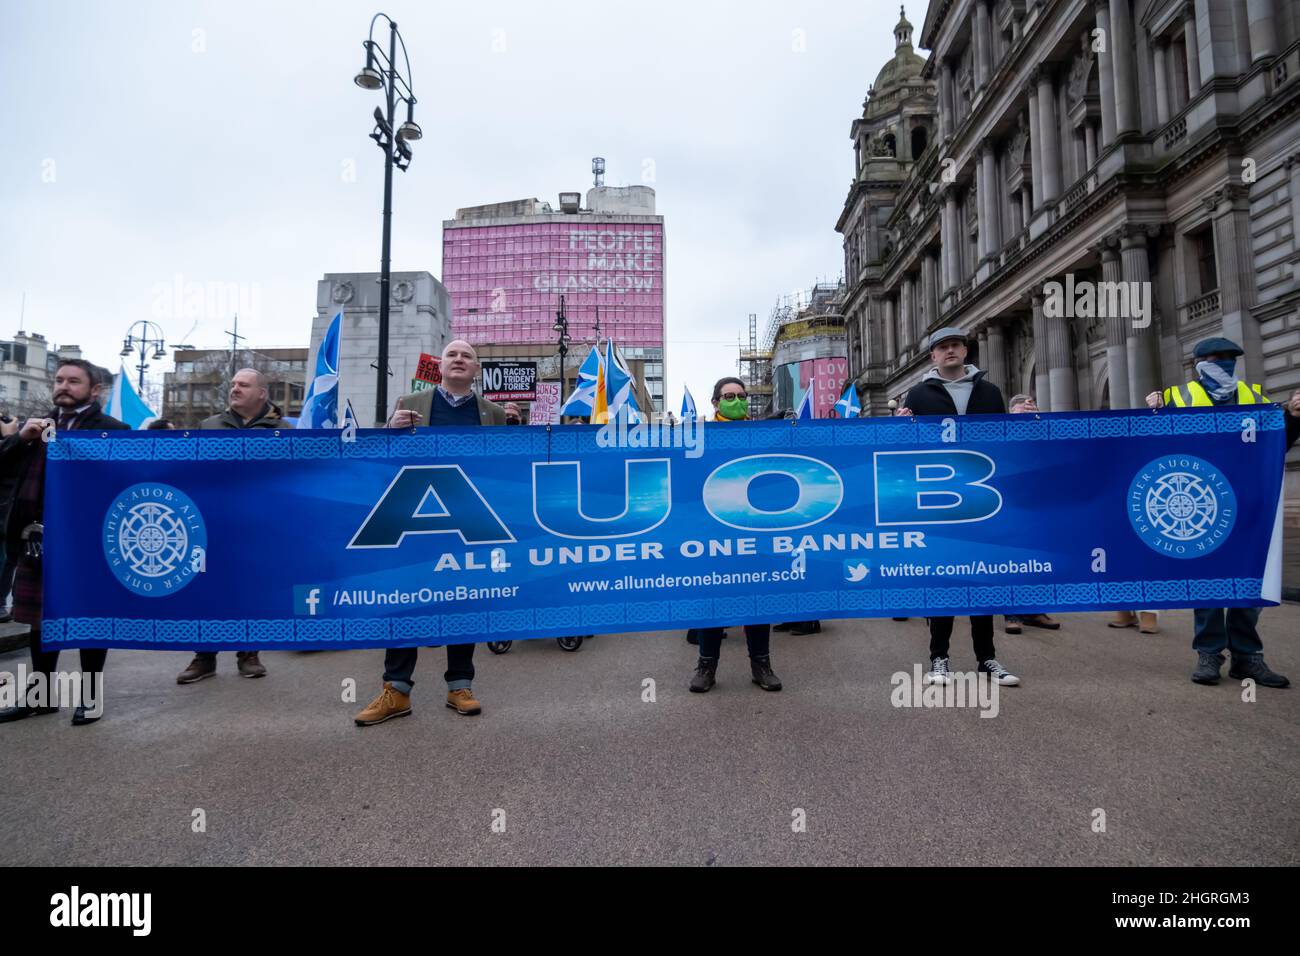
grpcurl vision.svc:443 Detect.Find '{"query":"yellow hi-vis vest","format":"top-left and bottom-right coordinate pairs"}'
top-left (1163, 380), bottom-right (1269, 407)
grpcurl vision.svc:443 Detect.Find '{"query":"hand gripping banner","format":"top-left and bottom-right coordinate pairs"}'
top-left (41, 407), bottom-right (1286, 651)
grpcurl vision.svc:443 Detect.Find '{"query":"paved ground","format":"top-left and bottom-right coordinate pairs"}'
top-left (1, 608), bottom-right (1297, 866)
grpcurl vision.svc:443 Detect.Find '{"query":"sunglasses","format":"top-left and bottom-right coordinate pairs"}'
top-left (720, 391), bottom-right (747, 401)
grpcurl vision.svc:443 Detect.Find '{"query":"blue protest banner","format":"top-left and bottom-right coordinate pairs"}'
top-left (41, 407), bottom-right (1286, 650)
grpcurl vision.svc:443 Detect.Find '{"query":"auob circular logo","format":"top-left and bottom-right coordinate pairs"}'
top-left (1127, 455), bottom-right (1235, 559)
top-left (103, 483), bottom-right (207, 597)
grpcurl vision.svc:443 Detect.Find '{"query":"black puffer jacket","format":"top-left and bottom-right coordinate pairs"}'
top-left (902, 368), bottom-right (1006, 416)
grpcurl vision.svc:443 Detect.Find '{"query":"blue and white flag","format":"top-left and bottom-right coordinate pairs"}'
top-left (299, 310), bottom-right (341, 429)
top-left (796, 382), bottom-right (814, 421)
top-left (103, 363), bottom-right (157, 429)
top-left (834, 383), bottom-right (861, 419)
top-left (605, 340), bottom-right (641, 424)
top-left (681, 386), bottom-right (697, 421)
top-left (559, 344), bottom-right (603, 418)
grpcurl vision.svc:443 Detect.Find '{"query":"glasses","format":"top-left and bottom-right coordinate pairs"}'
top-left (720, 391), bottom-right (747, 401)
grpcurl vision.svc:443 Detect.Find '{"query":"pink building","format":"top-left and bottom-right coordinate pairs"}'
top-left (441, 186), bottom-right (665, 414)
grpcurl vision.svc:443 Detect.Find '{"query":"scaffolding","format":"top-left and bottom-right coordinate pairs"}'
top-left (738, 311), bottom-right (774, 418)
top-left (738, 281), bottom-right (847, 418)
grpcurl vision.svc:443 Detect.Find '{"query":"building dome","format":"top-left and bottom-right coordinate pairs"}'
top-left (872, 5), bottom-right (925, 93)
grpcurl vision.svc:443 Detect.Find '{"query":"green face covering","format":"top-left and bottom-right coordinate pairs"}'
top-left (718, 397), bottom-right (748, 420)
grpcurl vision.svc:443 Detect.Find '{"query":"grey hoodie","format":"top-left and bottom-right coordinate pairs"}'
top-left (922, 364), bottom-right (981, 415)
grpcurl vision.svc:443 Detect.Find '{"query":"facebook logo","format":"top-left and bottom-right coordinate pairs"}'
top-left (293, 586), bottom-right (324, 616)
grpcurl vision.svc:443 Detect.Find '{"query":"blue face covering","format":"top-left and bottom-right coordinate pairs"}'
top-left (1196, 358), bottom-right (1238, 403)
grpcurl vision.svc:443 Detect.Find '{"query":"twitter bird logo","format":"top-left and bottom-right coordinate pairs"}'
top-left (843, 560), bottom-right (871, 583)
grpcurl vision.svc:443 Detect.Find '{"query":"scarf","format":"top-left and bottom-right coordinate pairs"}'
top-left (1196, 359), bottom-right (1237, 403)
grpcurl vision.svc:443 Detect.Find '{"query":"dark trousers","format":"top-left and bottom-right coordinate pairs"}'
top-left (929, 615), bottom-right (995, 663)
top-left (383, 642), bottom-right (476, 692)
top-left (1192, 607), bottom-right (1263, 656)
top-left (698, 625), bottom-right (770, 659)
top-left (27, 627), bottom-right (106, 706)
top-left (0, 547), bottom-right (17, 607)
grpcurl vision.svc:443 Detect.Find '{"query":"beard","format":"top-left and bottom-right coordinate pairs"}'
top-left (53, 390), bottom-right (91, 407)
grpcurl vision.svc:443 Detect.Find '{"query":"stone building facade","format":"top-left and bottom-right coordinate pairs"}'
top-left (838, 0), bottom-right (1300, 497)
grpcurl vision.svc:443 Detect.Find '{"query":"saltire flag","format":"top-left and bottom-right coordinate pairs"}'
top-left (680, 385), bottom-right (697, 421)
top-left (299, 310), bottom-right (341, 428)
top-left (559, 344), bottom-right (603, 418)
top-left (103, 363), bottom-right (157, 429)
top-left (592, 342), bottom-right (610, 424)
top-left (796, 381), bottom-right (814, 421)
top-left (834, 383), bottom-right (861, 419)
top-left (605, 340), bottom-right (641, 423)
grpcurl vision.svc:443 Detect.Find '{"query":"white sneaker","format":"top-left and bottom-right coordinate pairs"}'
top-left (925, 657), bottom-right (953, 685)
top-left (979, 658), bottom-right (1020, 686)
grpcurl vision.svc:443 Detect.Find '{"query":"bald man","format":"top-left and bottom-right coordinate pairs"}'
top-left (177, 367), bottom-right (287, 684)
top-left (384, 340), bottom-right (507, 429)
top-left (199, 368), bottom-right (287, 430)
top-left (356, 340), bottom-right (506, 726)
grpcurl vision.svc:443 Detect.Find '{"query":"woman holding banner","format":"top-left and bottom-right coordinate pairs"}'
top-left (688, 377), bottom-right (782, 694)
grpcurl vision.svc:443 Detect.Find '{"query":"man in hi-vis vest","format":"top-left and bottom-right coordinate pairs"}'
top-left (1146, 336), bottom-right (1300, 689)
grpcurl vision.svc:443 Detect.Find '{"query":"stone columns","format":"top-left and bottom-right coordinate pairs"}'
top-left (1120, 227), bottom-right (1160, 404)
top-left (899, 275), bottom-right (914, 354)
top-left (1109, 0), bottom-right (1139, 135)
top-left (1207, 185), bottom-right (1264, 380)
top-left (1020, 187), bottom-right (1032, 226)
top-left (1182, 4), bottom-right (1201, 98)
top-left (1031, 293), bottom-right (1051, 411)
top-left (1247, 0), bottom-right (1276, 63)
top-left (1096, 0), bottom-right (1118, 146)
top-left (975, 0), bottom-right (993, 89)
top-left (884, 295), bottom-right (897, 363)
top-left (1153, 40), bottom-right (1170, 125)
top-left (1045, 294), bottom-right (1078, 411)
top-left (980, 141), bottom-right (1001, 258)
top-left (1027, 94), bottom-right (1044, 210)
top-left (922, 254), bottom-right (939, 336)
top-left (986, 322), bottom-right (1007, 395)
top-left (940, 61), bottom-right (954, 141)
top-left (942, 189), bottom-right (960, 291)
top-left (1036, 68), bottom-right (1061, 205)
top-left (1084, 123), bottom-right (1098, 168)
top-left (1099, 238), bottom-right (1131, 408)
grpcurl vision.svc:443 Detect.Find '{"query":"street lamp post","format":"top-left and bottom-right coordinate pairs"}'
top-left (354, 13), bottom-right (422, 426)
top-left (119, 320), bottom-right (168, 394)
top-left (553, 295), bottom-right (570, 409)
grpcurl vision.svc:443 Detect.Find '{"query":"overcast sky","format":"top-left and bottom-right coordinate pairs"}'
top-left (0, 0), bottom-right (907, 411)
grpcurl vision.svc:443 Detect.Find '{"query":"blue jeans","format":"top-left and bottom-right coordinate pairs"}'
top-left (1192, 607), bottom-right (1263, 656)
top-left (383, 643), bottom-right (476, 694)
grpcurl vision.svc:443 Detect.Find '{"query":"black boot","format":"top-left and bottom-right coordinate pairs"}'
top-left (1228, 653), bottom-right (1290, 689)
top-left (689, 657), bottom-right (717, 693)
top-left (789, 621), bottom-right (821, 636)
top-left (685, 629), bottom-right (699, 645)
top-left (1192, 651), bottom-right (1223, 685)
top-left (0, 680), bottom-right (59, 723)
top-left (750, 655), bottom-right (783, 691)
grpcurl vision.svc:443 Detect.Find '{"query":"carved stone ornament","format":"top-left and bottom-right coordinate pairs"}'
top-left (331, 280), bottom-right (355, 304)
top-left (393, 280), bottom-right (415, 304)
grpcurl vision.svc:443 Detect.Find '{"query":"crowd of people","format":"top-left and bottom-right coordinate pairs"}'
top-left (0, 330), bottom-right (1297, 730)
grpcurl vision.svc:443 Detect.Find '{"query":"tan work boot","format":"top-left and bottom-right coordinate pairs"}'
top-left (1138, 612), bottom-right (1159, 634)
top-left (446, 688), bottom-right (482, 716)
top-left (236, 651), bottom-right (267, 678)
top-left (355, 682), bottom-right (412, 726)
top-left (1108, 611), bottom-right (1136, 629)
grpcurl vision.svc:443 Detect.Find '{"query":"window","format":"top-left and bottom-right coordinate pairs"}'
top-left (1196, 228), bottom-right (1218, 294)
